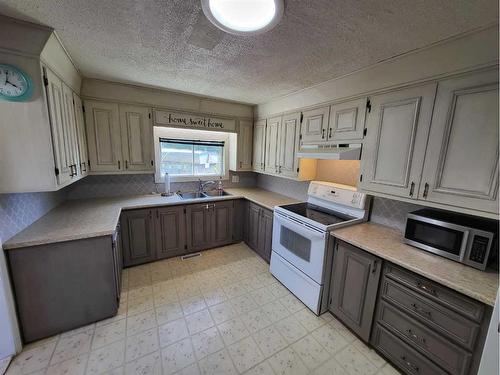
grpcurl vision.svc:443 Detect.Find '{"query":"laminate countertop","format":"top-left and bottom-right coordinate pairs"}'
top-left (332, 222), bottom-right (499, 306)
top-left (3, 188), bottom-right (299, 250)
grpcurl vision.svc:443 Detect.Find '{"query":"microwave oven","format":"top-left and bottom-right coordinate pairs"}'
top-left (404, 209), bottom-right (498, 271)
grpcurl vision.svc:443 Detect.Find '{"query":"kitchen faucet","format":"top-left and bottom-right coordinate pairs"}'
top-left (198, 179), bottom-right (216, 192)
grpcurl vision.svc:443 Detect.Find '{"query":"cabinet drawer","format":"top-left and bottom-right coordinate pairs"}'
top-left (381, 278), bottom-right (479, 350)
top-left (385, 264), bottom-right (484, 322)
top-left (372, 324), bottom-right (448, 375)
top-left (377, 301), bottom-right (472, 375)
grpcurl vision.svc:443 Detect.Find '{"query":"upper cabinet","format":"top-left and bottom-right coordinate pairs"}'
top-left (419, 71), bottom-right (499, 214)
top-left (278, 112), bottom-right (301, 178)
top-left (360, 83), bottom-right (437, 198)
top-left (73, 93), bottom-right (89, 177)
top-left (300, 106), bottom-right (330, 144)
top-left (119, 105), bottom-right (154, 172)
top-left (328, 98), bottom-right (367, 141)
top-left (84, 101), bottom-right (153, 174)
top-left (229, 119), bottom-right (253, 172)
top-left (252, 119), bottom-right (267, 172)
top-left (359, 69), bottom-right (499, 217)
top-left (264, 116), bottom-right (282, 174)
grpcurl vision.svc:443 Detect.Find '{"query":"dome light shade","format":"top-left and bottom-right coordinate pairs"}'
top-left (201, 0), bottom-right (284, 35)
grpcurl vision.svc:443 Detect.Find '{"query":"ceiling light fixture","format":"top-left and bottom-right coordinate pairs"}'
top-left (201, 0), bottom-right (284, 36)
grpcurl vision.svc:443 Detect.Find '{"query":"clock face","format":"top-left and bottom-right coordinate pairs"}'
top-left (0, 64), bottom-right (32, 101)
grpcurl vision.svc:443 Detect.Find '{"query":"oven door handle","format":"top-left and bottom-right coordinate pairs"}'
top-left (275, 212), bottom-right (326, 239)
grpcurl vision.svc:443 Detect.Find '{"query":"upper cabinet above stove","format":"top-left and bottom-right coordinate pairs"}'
top-left (359, 68), bottom-right (499, 218)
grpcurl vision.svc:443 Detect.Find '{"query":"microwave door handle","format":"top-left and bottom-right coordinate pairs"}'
top-left (459, 230), bottom-right (470, 262)
top-left (275, 214), bottom-right (326, 240)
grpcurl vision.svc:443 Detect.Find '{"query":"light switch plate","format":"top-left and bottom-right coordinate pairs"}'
top-left (231, 175), bottom-right (240, 183)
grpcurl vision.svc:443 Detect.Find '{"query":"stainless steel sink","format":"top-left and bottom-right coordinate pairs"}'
top-left (202, 190), bottom-right (231, 197)
top-left (177, 190), bottom-right (231, 199)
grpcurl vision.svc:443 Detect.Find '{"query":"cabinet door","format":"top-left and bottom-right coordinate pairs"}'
top-left (360, 84), bottom-right (437, 198)
top-left (330, 241), bottom-right (382, 342)
top-left (121, 209), bottom-right (156, 267)
top-left (257, 208), bottom-right (273, 263)
top-left (237, 120), bottom-right (253, 171)
top-left (44, 68), bottom-right (73, 186)
top-left (212, 201), bottom-right (234, 247)
top-left (119, 105), bottom-right (154, 172)
top-left (253, 119), bottom-right (266, 171)
top-left (85, 100), bottom-right (122, 172)
top-left (419, 71), bottom-right (499, 214)
top-left (73, 93), bottom-right (89, 177)
top-left (61, 83), bottom-right (80, 175)
top-left (246, 202), bottom-right (261, 250)
top-left (186, 203), bottom-right (212, 251)
top-left (264, 116), bottom-right (281, 174)
top-left (300, 106), bottom-right (329, 144)
top-left (328, 98), bottom-right (367, 141)
top-left (279, 112), bottom-right (301, 177)
top-left (156, 206), bottom-right (186, 259)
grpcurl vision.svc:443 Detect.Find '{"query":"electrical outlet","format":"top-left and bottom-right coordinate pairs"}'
top-left (231, 175), bottom-right (240, 183)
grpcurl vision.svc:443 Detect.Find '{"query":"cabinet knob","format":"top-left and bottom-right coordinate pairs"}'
top-left (322, 129), bottom-right (325, 139)
top-left (328, 128), bottom-right (332, 138)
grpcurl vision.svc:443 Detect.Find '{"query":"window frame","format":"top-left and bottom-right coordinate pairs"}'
top-left (154, 127), bottom-right (230, 183)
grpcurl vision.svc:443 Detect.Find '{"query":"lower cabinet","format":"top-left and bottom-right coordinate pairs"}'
top-left (121, 208), bottom-right (157, 267)
top-left (156, 206), bottom-right (187, 259)
top-left (244, 202), bottom-right (273, 263)
top-left (329, 240), bottom-right (382, 342)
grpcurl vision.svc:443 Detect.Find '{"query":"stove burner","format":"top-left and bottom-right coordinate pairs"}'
top-left (279, 202), bottom-right (353, 226)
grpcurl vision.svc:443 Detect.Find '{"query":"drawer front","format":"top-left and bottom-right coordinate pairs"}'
top-left (372, 324), bottom-right (448, 375)
top-left (377, 301), bottom-right (472, 375)
top-left (385, 264), bottom-right (484, 322)
top-left (381, 278), bottom-right (479, 350)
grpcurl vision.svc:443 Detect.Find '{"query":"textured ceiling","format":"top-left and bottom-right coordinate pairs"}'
top-left (0, 0), bottom-right (497, 104)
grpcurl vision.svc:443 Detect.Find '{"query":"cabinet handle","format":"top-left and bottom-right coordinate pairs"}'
top-left (118, 160), bottom-right (121, 169)
top-left (125, 160), bottom-right (128, 169)
top-left (405, 329), bottom-right (426, 346)
top-left (81, 162), bottom-right (87, 172)
top-left (328, 128), bottom-right (332, 138)
top-left (411, 303), bottom-right (432, 319)
top-left (409, 182), bottom-right (415, 197)
top-left (279, 166), bottom-right (282, 173)
top-left (371, 260), bottom-right (378, 274)
top-left (400, 355), bottom-right (419, 373)
top-left (205, 204), bottom-right (210, 210)
top-left (416, 282), bottom-right (436, 296)
top-left (321, 129), bottom-right (325, 139)
top-left (239, 161), bottom-right (242, 168)
top-left (423, 183), bottom-right (429, 198)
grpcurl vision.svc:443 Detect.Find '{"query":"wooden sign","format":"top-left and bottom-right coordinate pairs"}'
top-left (154, 110), bottom-right (236, 131)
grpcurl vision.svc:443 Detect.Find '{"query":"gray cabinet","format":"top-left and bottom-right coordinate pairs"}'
top-left (329, 240), bottom-right (382, 342)
top-left (419, 70), bottom-right (499, 214)
top-left (121, 208), bottom-right (156, 267)
top-left (186, 201), bottom-right (235, 252)
top-left (245, 202), bottom-right (273, 263)
top-left (360, 83), bottom-right (437, 199)
top-left (156, 206), bottom-right (186, 258)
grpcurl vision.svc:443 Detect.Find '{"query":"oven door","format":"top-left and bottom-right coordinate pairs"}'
top-left (272, 211), bottom-right (327, 284)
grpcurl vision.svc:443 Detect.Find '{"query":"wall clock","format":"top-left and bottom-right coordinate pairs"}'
top-left (0, 64), bottom-right (33, 102)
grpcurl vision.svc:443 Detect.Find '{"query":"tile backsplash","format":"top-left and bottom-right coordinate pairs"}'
top-left (256, 174), bottom-right (310, 201)
top-left (67, 172), bottom-right (257, 200)
top-left (0, 190), bottom-right (67, 242)
top-left (369, 196), bottom-right (424, 233)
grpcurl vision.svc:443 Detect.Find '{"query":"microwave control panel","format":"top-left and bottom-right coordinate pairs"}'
top-left (468, 235), bottom-right (490, 263)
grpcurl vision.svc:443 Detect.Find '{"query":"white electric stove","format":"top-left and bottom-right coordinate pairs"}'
top-left (270, 181), bottom-right (370, 314)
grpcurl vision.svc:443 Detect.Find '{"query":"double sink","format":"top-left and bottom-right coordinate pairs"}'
top-left (177, 190), bottom-right (231, 200)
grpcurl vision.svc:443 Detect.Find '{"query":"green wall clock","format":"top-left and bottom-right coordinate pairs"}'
top-left (0, 64), bottom-right (33, 102)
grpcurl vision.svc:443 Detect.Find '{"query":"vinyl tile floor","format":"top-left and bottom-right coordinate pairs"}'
top-left (5, 242), bottom-right (398, 375)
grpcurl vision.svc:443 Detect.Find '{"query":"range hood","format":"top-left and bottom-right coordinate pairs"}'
top-left (296, 143), bottom-right (362, 160)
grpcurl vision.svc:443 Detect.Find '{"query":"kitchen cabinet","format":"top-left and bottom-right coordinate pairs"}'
top-left (7, 235), bottom-right (120, 342)
top-left (44, 67), bottom-right (81, 186)
top-left (300, 106), bottom-right (330, 144)
top-left (328, 97), bottom-right (367, 141)
top-left (119, 104), bottom-right (154, 172)
top-left (230, 119), bottom-right (253, 171)
top-left (278, 112), bottom-right (301, 178)
top-left (84, 100), bottom-right (122, 173)
top-left (359, 83), bottom-right (437, 198)
top-left (121, 208), bottom-right (156, 267)
top-left (252, 119), bottom-right (266, 172)
top-left (155, 206), bottom-right (186, 259)
top-left (329, 240), bottom-right (382, 342)
top-left (264, 116), bottom-right (281, 174)
top-left (419, 70), bottom-right (499, 214)
top-left (244, 201), bottom-right (273, 263)
top-left (186, 200), bottom-right (235, 252)
top-left (73, 93), bottom-right (89, 177)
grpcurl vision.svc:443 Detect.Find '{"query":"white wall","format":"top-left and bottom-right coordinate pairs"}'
top-left (255, 25), bottom-right (498, 117)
